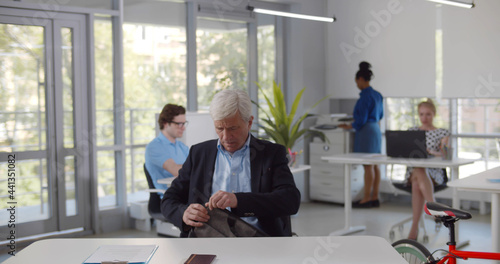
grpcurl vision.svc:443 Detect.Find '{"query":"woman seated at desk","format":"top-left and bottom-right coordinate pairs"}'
top-left (405, 99), bottom-right (450, 240)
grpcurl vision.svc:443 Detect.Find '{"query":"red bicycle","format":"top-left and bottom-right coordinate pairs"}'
top-left (392, 202), bottom-right (500, 264)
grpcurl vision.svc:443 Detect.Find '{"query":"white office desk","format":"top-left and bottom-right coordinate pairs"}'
top-left (4, 236), bottom-right (407, 264)
top-left (157, 177), bottom-right (174, 186)
top-left (321, 153), bottom-right (475, 237)
top-left (447, 166), bottom-right (500, 253)
top-left (290, 164), bottom-right (312, 174)
top-left (157, 165), bottom-right (312, 186)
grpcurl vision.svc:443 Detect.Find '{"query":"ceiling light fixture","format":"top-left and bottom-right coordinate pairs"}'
top-left (247, 5), bottom-right (335, 23)
top-left (427, 0), bottom-right (475, 8)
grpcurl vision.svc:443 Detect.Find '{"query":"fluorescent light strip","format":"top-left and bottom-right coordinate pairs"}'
top-left (427, 0), bottom-right (475, 8)
top-left (251, 7), bottom-right (335, 23)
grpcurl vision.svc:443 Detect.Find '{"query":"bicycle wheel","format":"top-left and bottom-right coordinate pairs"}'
top-left (392, 239), bottom-right (435, 264)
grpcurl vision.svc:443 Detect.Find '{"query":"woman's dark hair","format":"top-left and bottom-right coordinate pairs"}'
top-left (355, 61), bottom-right (374, 81)
top-left (158, 104), bottom-right (186, 130)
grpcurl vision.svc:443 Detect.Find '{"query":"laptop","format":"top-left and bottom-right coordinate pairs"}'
top-left (385, 130), bottom-right (428, 159)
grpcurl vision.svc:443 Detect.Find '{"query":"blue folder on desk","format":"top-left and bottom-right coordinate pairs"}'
top-left (385, 130), bottom-right (428, 159)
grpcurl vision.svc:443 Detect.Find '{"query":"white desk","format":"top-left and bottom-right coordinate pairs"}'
top-left (4, 236), bottom-right (407, 264)
top-left (321, 153), bottom-right (475, 237)
top-left (157, 177), bottom-right (174, 186)
top-left (290, 164), bottom-right (312, 174)
top-left (447, 166), bottom-right (500, 253)
top-left (157, 165), bottom-right (312, 186)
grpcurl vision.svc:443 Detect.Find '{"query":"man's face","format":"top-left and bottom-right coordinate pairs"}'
top-left (165, 114), bottom-right (187, 139)
top-left (214, 112), bottom-right (253, 153)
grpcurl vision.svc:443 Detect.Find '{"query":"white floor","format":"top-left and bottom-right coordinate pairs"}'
top-left (1, 197), bottom-right (496, 264)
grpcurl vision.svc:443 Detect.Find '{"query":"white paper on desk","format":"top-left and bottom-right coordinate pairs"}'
top-left (83, 245), bottom-right (158, 264)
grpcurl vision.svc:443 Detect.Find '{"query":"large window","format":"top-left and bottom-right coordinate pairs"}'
top-left (257, 16), bottom-right (276, 126)
top-left (385, 98), bottom-right (449, 131)
top-left (122, 2), bottom-right (187, 203)
top-left (456, 99), bottom-right (500, 176)
top-left (196, 17), bottom-right (248, 110)
top-left (94, 18), bottom-right (117, 208)
top-left (385, 98), bottom-right (500, 180)
top-left (1, 0), bottom-right (283, 238)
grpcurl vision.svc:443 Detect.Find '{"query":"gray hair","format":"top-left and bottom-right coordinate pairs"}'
top-left (210, 89), bottom-right (252, 122)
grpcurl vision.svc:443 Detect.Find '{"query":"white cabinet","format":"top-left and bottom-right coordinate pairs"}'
top-left (309, 130), bottom-right (364, 204)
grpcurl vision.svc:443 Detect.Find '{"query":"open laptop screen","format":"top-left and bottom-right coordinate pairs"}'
top-left (385, 130), bottom-right (428, 159)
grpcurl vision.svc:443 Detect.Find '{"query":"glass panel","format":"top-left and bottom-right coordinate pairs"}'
top-left (385, 98), bottom-right (450, 131)
top-left (257, 23), bottom-right (275, 130)
top-left (458, 99), bottom-right (500, 134)
top-left (126, 147), bottom-right (148, 204)
top-left (0, 159), bottom-right (49, 224)
top-left (97, 150), bottom-right (116, 208)
top-left (197, 17), bottom-right (248, 110)
top-left (61, 27), bottom-right (75, 149)
top-left (458, 137), bottom-right (500, 178)
top-left (20, 0), bottom-right (113, 10)
top-left (0, 24), bottom-right (46, 152)
top-left (125, 109), bottom-right (158, 146)
top-left (64, 156), bottom-right (77, 216)
top-left (123, 22), bottom-right (187, 145)
top-left (94, 18), bottom-right (114, 146)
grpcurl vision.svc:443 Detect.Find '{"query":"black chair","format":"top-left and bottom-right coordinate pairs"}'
top-left (388, 166), bottom-right (447, 242)
top-left (143, 164), bottom-right (179, 237)
top-left (143, 164), bottom-right (168, 222)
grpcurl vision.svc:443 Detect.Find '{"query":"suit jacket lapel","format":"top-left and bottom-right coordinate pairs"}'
top-left (202, 140), bottom-right (218, 200)
top-left (250, 136), bottom-right (262, 192)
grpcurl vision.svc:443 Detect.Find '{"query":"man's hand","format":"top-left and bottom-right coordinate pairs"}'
top-left (182, 203), bottom-right (210, 227)
top-left (206, 191), bottom-right (238, 210)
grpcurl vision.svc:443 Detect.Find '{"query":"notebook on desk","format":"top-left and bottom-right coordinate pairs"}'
top-left (385, 130), bottom-right (428, 159)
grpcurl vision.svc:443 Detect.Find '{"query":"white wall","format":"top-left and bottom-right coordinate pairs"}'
top-left (284, 0), bottom-right (329, 115)
top-left (278, 0), bottom-right (330, 201)
top-left (326, 0), bottom-right (500, 100)
top-left (442, 0), bottom-right (500, 98)
top-left (326, 0), bottom-right (436, 99)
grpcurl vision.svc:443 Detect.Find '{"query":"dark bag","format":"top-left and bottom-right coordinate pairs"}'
top-left (188, 208), bottom-right (268, 237)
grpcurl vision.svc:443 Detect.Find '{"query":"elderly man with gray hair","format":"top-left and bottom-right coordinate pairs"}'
top-left (161, 89), bottom-right (300, 237)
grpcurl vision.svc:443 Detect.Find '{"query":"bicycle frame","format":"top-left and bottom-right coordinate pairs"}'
top-left (434, 220), bottom-right (500, 263)
top-left (435, 245), bottom-right (500, 263)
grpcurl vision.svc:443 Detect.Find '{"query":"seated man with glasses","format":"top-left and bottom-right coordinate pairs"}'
top-left (145, 104), bottom-right (189, 191)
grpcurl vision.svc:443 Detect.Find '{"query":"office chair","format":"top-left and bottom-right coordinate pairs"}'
top-left (388, 165), bottom-right (447, 243)
top-left (143, 164), bottom-right (179, 237)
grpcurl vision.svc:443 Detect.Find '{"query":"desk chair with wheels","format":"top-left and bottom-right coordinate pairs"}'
top-left (388, 166), bottom-right (447, 243)
top-left (143, 164), bottom-right (179, 237)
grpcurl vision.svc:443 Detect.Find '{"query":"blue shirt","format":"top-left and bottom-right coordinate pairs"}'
top-left (212, 134), bottom-right (260, 228)
top-left (145, 132), bottom-right (189, 191)
top-left (352, 86), bottom-right (384, 131)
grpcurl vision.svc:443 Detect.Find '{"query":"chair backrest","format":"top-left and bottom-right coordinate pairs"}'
top-left (282, 215), bottom-right (294, 236)
top-left (143, 164), bottom-right (166, 221)
top-left (143, 164), bottom-right (156, 189)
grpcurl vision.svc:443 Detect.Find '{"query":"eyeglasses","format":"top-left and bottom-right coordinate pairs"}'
top-left (170, 121), bottom-right (189, 128)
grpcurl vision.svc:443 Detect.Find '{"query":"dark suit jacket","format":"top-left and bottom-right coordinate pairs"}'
top-left (161, 135), bottom-right (301, 237)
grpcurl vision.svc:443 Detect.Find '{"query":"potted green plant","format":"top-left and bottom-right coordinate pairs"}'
top-left (254, 81), bottom-right (329, 166)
